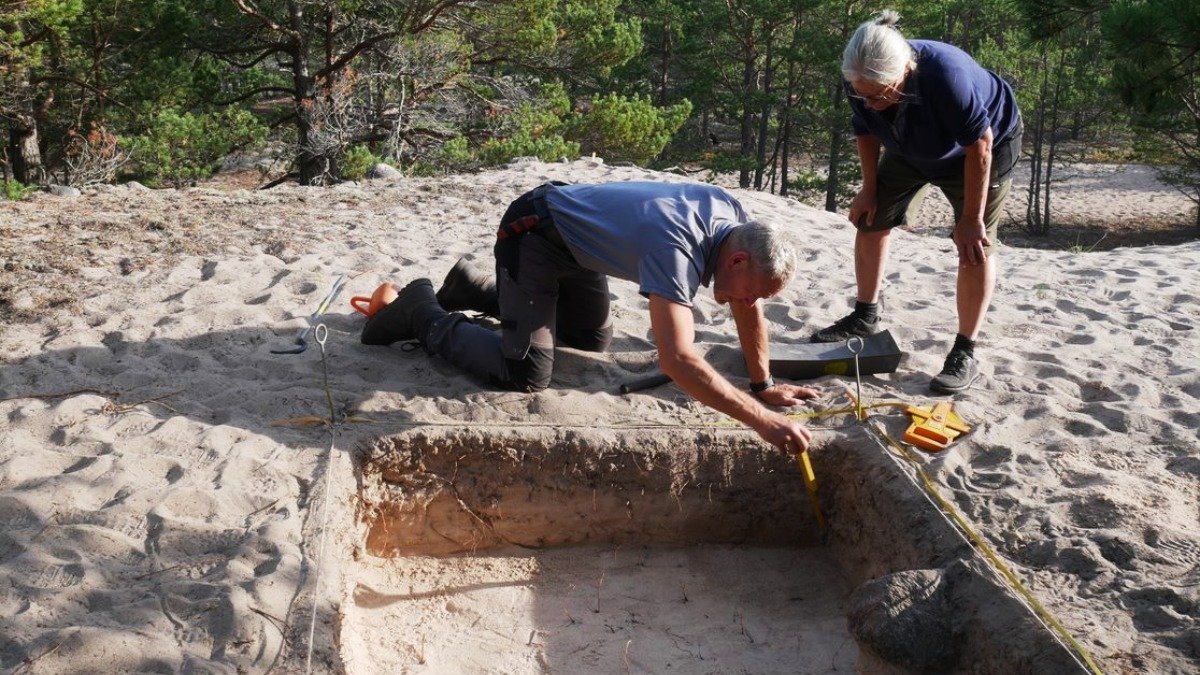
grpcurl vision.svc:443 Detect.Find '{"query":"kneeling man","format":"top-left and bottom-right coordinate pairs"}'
top-left (362, 181), bottom-right (815, 453)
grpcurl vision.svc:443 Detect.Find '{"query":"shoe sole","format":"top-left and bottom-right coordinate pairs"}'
top-left (810, 327), bottom-right (880, 344)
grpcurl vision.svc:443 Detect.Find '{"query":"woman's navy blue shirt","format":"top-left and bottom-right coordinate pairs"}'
top-left (848, 39), bottom-right (1021, 178)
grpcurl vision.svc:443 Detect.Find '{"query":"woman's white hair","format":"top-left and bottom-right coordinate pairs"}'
top-left (728, 219), bottom-right (796, 284)
top-left (841, 10), bottom-right (916, 85)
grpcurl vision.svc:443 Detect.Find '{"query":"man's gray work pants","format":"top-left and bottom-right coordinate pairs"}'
top-left (424, 185), bottom-right (613, 391)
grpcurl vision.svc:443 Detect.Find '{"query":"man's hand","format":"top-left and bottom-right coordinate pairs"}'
top-left (953, 216), bottom-right (990, 266)
top-left (753, 411), bottom-right (813, 454)
top-left (757, 383), bottom-right (819, 407)
top-left (650, 296), bottom-right (814, 454)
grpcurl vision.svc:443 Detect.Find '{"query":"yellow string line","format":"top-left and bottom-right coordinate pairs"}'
top-left (868, 421), bottom-right (1105, 675)
top-left (347, 401), bottom-right (903, 431)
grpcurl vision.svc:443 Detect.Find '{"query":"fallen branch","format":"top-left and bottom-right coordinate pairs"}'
top-left (0, 388), bottom-right (117, 403)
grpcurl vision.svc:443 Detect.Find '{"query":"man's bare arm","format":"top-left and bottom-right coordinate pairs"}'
top-left (729, 298), bottom-right (819, 406)
top-left (649, 295), bottom-right (811, 452)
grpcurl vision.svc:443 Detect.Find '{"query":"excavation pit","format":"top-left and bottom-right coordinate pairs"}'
top-left (345, 426), bottom-right (1087, 674)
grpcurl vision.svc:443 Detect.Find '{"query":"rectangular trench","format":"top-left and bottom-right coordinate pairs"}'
top-left (342, 425), bottom-right (1087, 674)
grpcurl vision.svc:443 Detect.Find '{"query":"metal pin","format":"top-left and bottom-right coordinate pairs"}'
top-left (847, 336), bottom-right (865, 421)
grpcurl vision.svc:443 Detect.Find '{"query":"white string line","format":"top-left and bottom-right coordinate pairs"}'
top-left (305, 324), bottom-right (338, 674)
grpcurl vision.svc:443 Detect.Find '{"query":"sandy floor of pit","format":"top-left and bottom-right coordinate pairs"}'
top-left (342, 544), bottom-right (856, 674)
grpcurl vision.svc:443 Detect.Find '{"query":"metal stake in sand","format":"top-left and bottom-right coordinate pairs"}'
top-left (272, 275), bottom-right (346, 355)
top-left (847, 336), bottom-right (866, 421)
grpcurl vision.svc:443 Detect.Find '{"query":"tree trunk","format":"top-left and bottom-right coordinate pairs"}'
top-left (658, 23), bottom-right (671, 106)
top-left (754, 33), bottom-right (776, 190)
top-left (738, 24), bottom-right (757, 189)
top-left (9, 115), bottom-right (46, 186)
top-left (1042, 51), bottom-right (1068, 232)
top-left (824, 81), bottom-right (844, 213)
top-left (288, 0), bottom-right (324, 185)
top-left (1025, 47), bottom-right (1050, 236)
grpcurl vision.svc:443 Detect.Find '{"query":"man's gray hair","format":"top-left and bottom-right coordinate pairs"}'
top-left (841, 10), bottom-right (916, 86)
top-left (729, 219), bottom-right (796, 284)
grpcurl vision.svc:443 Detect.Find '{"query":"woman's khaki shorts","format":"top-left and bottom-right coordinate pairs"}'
top-left (858, 128), bottom-right (1022, 254)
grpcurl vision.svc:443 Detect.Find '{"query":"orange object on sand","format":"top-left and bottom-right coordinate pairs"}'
top-left (903, 402), bottom-right (971, 452)
top-left (350, 282), bottom-right (398, 318)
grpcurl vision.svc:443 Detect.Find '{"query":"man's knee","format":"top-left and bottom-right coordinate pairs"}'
top-left (558, 324), bottom-right (613, 353)
top-left (500, 345), bottom-right (554, 392)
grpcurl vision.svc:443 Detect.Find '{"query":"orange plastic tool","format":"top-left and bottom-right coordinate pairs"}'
top-left (350, 282), bottom-right (398, 318)
top-left (903, 402), bottom-right (971, 452)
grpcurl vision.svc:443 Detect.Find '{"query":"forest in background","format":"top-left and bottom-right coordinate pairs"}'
top-left (2, 0), bottom-right (1197, 235)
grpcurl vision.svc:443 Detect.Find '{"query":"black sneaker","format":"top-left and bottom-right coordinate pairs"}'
top-left (811, 312), bottom-right (880, 343)
top-left (929, 349), bottom-right (980, 394)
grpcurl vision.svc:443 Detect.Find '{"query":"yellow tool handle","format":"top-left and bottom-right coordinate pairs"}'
top-left (796, 451), bottom-right (826, 532)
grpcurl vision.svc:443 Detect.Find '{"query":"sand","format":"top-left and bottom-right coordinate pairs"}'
top-left (0, 157), bottom-right (1197, 673)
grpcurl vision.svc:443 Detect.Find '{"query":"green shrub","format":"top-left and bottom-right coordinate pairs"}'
top-left (341, 145), bottom-right (388, 181)
top-left (430, 136), bottom-right (476, 172)
top-left (125, 108), bottom-right (267, 187)
top-left (479, 127), bottom-right (580, 166)
top-left (2, 179), bottom-right (35, 201)
top-left (568, 94), bottom-right (691, 165)
top-left (479, 83), bottom-right (580, 166)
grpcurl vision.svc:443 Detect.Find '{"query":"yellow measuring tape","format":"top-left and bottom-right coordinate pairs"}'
top-left (709, 383), bottom-right (1104, 674)
top-left (867, 419), bottom-right (1105, 674)
top-left (768, 386), bottom-right (1105, 675)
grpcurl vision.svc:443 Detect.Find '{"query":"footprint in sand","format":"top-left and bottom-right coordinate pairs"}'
top-left (200, 259), bottom-right (218, 281)
top-left (1055, 299), bottom-right (1109, 321)
top-left (1056, 545), bottom-right (1105, 579)
top-left (1069, 495), bottom-right (1126, 529)
top-left (1095, 536), bottom-right (1139, 569)
top-left (26, 563), bottom-right (86, 589)
top-left (762, 303), bottom-right (804, 330)
top-left (1064, 417), bottom-right (1107, 437)
top-left (1079, 401), bottom-right (1131, 433)
top-left (1164, 455), bottom-right (1200, 479)
top-left (0, 534), bottom-right (28, 567)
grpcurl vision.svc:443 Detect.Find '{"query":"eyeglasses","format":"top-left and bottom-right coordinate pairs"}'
top-left (845, 80), bottom-right (910, 104)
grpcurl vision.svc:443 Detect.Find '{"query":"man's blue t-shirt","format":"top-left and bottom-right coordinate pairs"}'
top-left (542, 182), bottom-right (746, 306)
top-left (848, 39), bottom-right (1021, 178)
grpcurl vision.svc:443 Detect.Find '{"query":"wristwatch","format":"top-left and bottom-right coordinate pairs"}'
top-left (749, 376), bottom-right (775, 397)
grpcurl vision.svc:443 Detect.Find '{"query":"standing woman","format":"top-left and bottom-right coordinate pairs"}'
top-left (812, 10), bottom-right (1021, 394)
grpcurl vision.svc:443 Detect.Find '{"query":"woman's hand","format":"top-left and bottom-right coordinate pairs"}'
top-left (953, 216), bottom-right (990, 266)
top-left (849, 187), bottom-right (878, 228)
